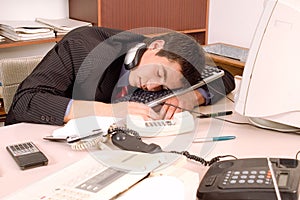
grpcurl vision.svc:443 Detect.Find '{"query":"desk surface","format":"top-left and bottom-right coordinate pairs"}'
top-left (1, 96), bottom-right (300, 199)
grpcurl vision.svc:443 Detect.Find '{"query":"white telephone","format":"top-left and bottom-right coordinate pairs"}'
top-left (44, 116), bottom-right (120, 150)
top-left (44, 112), bottom-right (194, 151)
top-left (126, 111), bottom-right (195, 137)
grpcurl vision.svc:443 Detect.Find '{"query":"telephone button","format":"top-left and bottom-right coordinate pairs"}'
top-left (258, 175), bottom-right (265, 179)
top-left (259, 170), bottom-right (267, 174)
top-left (240, 175), bottom-right (247, 179)
top-left (238, 180), bottom-right (246, 184)
top-left (247, 179), bottom-right (255, 184)
top-left (205, 175), bottom-right (216, 186)
top-left (256, 179), bottom-right (264, 184)
top-left (233, 171), bottom-right (240, 175)
top-left (218, 161), bottom-right (233, 168)
top-left (249, 175), bottom-right (256, 179)
top-left (114, 133), bottom-right (127, 141)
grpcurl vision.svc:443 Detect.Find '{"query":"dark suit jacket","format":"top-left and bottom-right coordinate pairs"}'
top-left (5, 27), bottom-right (235, 126)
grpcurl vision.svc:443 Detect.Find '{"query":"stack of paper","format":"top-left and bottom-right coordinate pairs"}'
top-left (0, 20), bottom-right (55, 41)
top-left (0, 35), bottom-right (4, 42)
top-left (36, 18), bottom-right (92, 35)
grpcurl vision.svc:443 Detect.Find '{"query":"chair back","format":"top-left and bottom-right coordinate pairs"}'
top-left (0, 56), bottom-right (43, 113)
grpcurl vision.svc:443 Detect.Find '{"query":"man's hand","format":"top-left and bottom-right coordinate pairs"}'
top-left (109, 102), bottom-right (160, 120)
top-left (159, 90), bottom-right (205, 119)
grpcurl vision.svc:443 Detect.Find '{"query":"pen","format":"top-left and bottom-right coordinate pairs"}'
top-left (197, 111), bottom-right (233, 118)
top-left (193, 135), bottom-right (236, 143)
top-left (67, 129), bottom-right (103, 143)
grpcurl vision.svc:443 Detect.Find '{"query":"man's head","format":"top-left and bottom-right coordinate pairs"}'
top-left (128, 32), bottom-right (205, 91)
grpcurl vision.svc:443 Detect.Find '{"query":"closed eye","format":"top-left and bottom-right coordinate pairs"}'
top-left (157, 65), bottom-right (167, 83)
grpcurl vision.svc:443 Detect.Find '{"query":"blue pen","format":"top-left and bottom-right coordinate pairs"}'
top-left (193, 136), bottom-right (236, 143)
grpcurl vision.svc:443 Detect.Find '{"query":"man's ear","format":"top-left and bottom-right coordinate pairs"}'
top-left (148, 40), bottom-right (165, 50)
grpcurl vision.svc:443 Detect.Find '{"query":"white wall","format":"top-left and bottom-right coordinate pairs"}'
top-left (0, 0), bottom-right (68, 21)
top-left (208, 0), bottom-right (265, 48)
top-left (0, 0), bottom-right (69, 59)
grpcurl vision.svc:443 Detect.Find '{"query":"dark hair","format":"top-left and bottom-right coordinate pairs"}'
top-left (144, 32), bottom-right (205, 86)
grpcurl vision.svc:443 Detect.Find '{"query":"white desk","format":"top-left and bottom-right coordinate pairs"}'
top-left (1, 97), bottom-right (300, 199)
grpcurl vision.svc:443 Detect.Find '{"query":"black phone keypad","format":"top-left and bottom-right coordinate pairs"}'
top-left (219, 168), bottom-right (273, 189)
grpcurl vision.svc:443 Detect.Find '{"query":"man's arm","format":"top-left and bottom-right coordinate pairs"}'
top-left (5, 27), bottom-right (121, 126)
top-left (202, 67), bottom-right (236, 105)
top-left (160, 67), bottom-right (235, 119)
top-left (64, 100), bottom-right (161, 123)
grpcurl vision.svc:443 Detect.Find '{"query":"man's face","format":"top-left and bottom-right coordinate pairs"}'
top-left (128, 50), bottom-right (184, 91)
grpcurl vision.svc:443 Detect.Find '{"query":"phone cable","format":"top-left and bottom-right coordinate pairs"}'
top-left (108, 125), bottom-right (237, 166)
top-left (70, 136), bottom-right (104, 151)
top-left (168, 150), bottom-right (237, 166)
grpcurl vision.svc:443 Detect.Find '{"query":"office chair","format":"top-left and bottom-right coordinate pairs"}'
top-left (0, 56), bottom-right (43, 119)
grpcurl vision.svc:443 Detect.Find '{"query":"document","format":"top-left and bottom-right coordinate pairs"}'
top-left (36, 18), bottom-right (92, 35)
top-left (0, 20), bottom-right (53, 33)
top-left (0, 20), bottom-right (55, 41)
top-left (0, 30), bottom-right (55, 41)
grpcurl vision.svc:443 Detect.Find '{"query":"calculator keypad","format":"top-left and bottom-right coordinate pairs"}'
top-left (219, 169), bottom-right (273, 189)
top-left (7, 142), bottom-right (40, 156)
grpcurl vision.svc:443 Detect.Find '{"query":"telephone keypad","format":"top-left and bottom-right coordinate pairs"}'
top-left (220, 169), bottom-right (273, 189)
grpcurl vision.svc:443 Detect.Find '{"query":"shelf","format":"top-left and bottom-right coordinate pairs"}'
top-left (69, 0), bottom-right (209, 44)
top-left (0, 37), bottom-right (62, 49)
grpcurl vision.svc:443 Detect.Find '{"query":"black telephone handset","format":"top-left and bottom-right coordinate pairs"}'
top-left (197, 158), bottom-right (300, 200)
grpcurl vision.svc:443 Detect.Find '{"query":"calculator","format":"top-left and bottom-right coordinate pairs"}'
top-left (6, 141), bottom-right (48, 170)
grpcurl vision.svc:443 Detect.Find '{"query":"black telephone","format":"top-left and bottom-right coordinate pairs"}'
top-left (197, 158), bottom-right (300, 200)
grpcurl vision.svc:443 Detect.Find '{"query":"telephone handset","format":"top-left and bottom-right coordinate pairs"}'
top-left (126, 111), bottom-right (195, 137)
top-left (197, 157), bottom-right (300, 200)
top-left (44, 112), bottom-right (194, 151)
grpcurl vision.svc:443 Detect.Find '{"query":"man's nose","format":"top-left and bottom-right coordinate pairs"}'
top-left (146, 83), bottom-right (162, 91)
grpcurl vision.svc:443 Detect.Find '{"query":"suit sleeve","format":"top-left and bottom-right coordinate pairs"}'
top-left (5, 27), bottom-right (121, 126)
top-left (201, 66), bottom-right (236, 105)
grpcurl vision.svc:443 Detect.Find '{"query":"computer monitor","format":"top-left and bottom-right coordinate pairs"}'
top-left (235, 0), bottom-right (300, 132)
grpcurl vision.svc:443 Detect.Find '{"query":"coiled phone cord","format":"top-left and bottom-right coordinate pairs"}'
top-left (69, 124), bottom-right (237, 166)
top-left (108, 125), bottom-right (141, 139)
top-left (70, 136), bottom-right (104, 151)
top-left (168, 151), bottom-right (237, 166)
